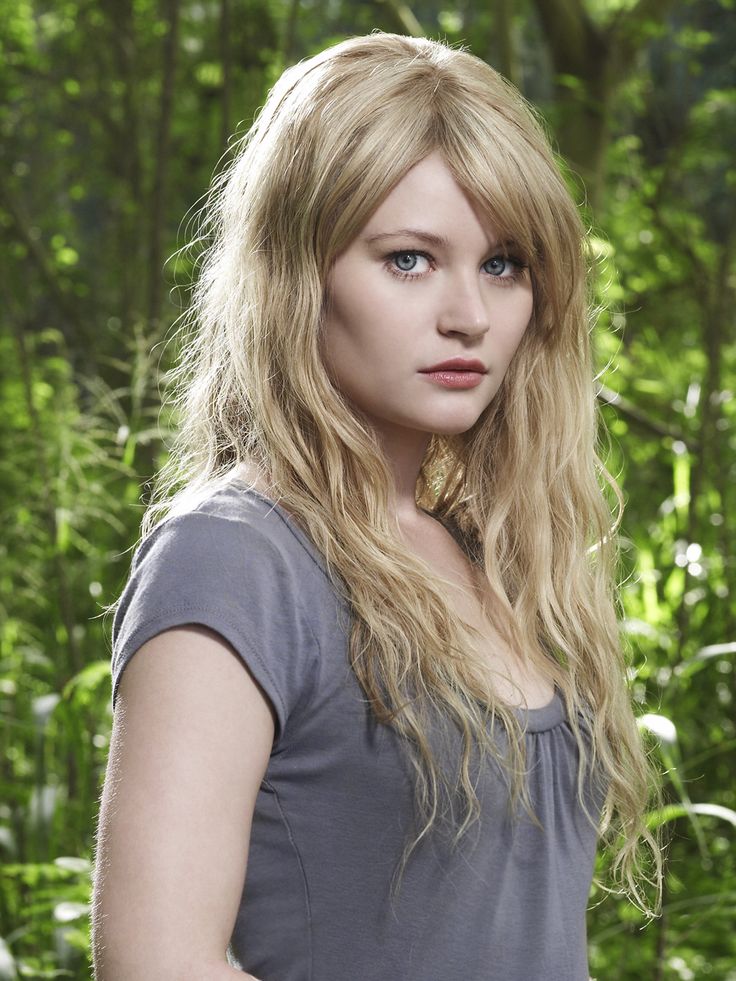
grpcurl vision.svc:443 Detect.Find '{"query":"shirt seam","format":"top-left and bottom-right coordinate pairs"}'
top-left (263, 777), bottom-right (314, 981)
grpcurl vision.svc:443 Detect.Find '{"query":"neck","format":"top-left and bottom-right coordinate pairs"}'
top-left (238, 430), bottom-right (433, 527)
top-left (373, 425), bottom-right (432, 526)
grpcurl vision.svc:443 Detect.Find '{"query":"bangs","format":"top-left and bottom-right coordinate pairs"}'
top-left (438, 122), bottom-right (553, 271)
top-left (435, 108), bottom-right (585, 336)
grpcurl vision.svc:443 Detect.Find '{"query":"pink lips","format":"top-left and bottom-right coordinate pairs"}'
top-left (419, 358), bottom-right (487, 389)
top-left (420, 358), bottom-right (486, 373)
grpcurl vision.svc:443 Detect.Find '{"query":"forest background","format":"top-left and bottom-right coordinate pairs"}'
top-left (0, 0), bottom-right (734, 978)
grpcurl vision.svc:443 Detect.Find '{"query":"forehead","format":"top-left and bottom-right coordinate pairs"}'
top-left (360, 152), bottom-right (503, 249)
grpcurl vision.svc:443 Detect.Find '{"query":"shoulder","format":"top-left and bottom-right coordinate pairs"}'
top-left (113, 481), bottom-right (339, 661)
top-left (134, 480), bottom-right (331, 587)
top-left (110, 479), bottom-right (339, 733)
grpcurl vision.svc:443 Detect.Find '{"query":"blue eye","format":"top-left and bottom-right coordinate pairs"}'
top-left (393, 252), bottom-right (426, 273)
top-left (384, 251), bottom-right (433, 280)
top-left (485, 257), bottom-right (510, 276)
top-left (384, 249), bottom-right (527, 284)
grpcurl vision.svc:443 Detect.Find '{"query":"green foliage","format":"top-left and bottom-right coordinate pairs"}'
top-left (1, 0), bottom-right (733, 977)
top-left (0, 318), bottom-right (166, 977)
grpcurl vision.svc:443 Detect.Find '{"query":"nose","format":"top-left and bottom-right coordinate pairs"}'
top-left (437, 273), bottom-right (490, 338)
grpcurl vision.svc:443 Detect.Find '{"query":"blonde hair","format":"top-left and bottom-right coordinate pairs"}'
top-left (142, 32), bottom-right (661, 910)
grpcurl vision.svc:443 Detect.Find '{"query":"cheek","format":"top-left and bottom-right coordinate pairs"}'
top-left (320, 303), bottom-right (383, 390)
top-left (324, 280), bottom-right (401, 358)
top-left (500, 304), bottom-right (533, 363)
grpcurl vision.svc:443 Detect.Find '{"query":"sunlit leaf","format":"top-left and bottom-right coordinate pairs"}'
top-left (647, 802), bottom-right (736, 830)
top-left (675, 642), bottom-right (736, 678)
top-left (53, 856), bottom-right (91, 875)
top-left (61, 660), bottom-right (111, 699)
top-left (52, 901), bottom-right (89, 923)
top-left (638, 712), bottom-right (677, 744)
top-left (0, 936), bottom-right (17, 981)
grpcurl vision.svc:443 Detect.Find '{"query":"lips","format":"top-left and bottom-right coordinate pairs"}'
top-left (420, 358), bottom-right (487, 373)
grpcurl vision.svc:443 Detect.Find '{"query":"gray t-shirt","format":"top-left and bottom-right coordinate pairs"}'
top-left (111, 482), bottom-right (602, 980)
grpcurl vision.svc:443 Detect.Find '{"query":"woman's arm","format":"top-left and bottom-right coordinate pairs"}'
top-left (91, 625), bottom-right (275, 980)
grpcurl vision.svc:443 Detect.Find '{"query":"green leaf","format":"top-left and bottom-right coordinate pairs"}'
top-left (648, 802), bottom-right (736, 830)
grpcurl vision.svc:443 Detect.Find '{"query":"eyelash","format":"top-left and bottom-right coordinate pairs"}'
top-left (384, 249), bottom-right (528, 285)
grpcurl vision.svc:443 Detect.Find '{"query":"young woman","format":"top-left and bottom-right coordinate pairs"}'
top-left (92, 31), bottom-right (661, 981)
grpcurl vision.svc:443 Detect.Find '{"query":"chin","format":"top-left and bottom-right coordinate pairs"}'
top-left (428, 417), bottom-right (483, 437)
top-left (440, 407), bottom-right (486, 429)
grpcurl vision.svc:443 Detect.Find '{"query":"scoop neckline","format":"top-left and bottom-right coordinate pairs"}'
top-left (510, 689), bottom-right (566, 732)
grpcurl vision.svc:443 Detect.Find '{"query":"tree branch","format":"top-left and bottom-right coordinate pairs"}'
top-left (374, 0), bottom-right (425, 38)
top-left (598, 385), bottom-right (699, 451)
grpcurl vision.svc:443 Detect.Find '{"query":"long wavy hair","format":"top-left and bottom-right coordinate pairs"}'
top-left (139, 32), bottom-right (661, 911)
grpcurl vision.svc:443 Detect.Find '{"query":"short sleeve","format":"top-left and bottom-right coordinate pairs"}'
top-left (110, 509), bottom-right (319, 744)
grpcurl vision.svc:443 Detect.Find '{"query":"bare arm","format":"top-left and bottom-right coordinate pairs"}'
top-left (92, 625), bottom-right (276, 980)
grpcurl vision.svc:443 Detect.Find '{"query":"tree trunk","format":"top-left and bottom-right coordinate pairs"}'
top-left (219, 0), bottom-right (232, 151)
top-left (530, 0), bottom-right (679, 208)
top-left (107, 0), bottom-right (144, 329)
top-left (496, 0), bottom-right (521, 88)
top-left (146, 0), bottom-right (181, 329)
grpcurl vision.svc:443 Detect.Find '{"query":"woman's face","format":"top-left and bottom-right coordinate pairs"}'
top-left (321, 150), bottom-right (534, 446)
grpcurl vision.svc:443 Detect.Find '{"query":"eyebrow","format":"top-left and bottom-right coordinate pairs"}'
top-left (364, 228), bottom-right (452, 248)
top-left (364, 227), bottom-right (513, 250)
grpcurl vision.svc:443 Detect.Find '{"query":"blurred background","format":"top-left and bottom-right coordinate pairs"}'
top-left (0, 0), bottom-right (734, 977)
